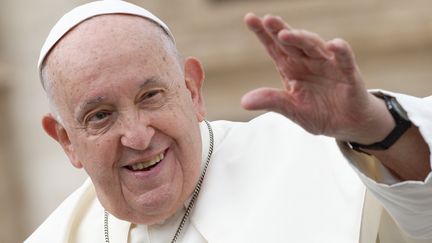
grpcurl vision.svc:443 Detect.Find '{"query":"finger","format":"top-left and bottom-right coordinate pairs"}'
top-left (263, 15), bottom-right (330, 59)
top-left (262, 15), bottom-right (305, 58)
top-left (262, 15), bottom-right (292, 36)
top-left (327, 38), bottom-right (357, 76)
top-left (278, 29), bottom-right (332, 59)
top-left (241, 87), bottom-right (290, 114)
top-left (244, 13), bottom-right (274, 47)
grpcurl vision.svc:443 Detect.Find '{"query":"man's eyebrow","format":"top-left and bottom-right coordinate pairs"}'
top-left (81, 96), bottom-right (106, 109)
top-left (138, 77), bottom-right (164, 89)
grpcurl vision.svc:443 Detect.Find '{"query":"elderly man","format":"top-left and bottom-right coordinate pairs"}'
top-left (27, 1), bottom-right (431, 243)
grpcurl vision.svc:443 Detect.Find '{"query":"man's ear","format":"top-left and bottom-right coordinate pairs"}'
top-left (42, 114), bottom-right (83, 168)
top-left (184, 57), bottom-right (206, 121)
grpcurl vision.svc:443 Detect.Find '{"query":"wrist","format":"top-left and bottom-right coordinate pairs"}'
top-left (337, 92), bottom-right (394, 144)
top-left (347, 93), bottom-right (411, 151)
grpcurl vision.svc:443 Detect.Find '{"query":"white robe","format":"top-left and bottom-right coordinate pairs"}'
top-left (25, 91), bottom-right (432, 243)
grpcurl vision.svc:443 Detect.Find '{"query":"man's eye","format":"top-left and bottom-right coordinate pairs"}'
top-left (86, 111), bottom-right (112, 123)
top-left (142, 89), bottom-right (163, 101)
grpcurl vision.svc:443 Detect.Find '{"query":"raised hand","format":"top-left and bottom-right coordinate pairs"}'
top-left (241, 13), bottom-right (392, 144)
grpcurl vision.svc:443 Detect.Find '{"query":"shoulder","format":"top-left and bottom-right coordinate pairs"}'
top-left (25, 179), bottom-right (95, 243)
top-left (211, 112), bottom-right (294, 128)
top-left (210, 112), bottom-right (329, 149)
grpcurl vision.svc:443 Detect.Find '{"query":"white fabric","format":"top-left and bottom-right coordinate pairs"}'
top-left (128, 209), bottom-right (206, 243)
top-left (37, 0), bottom-right (174, 87)
top-left (25, 92), bottom-right (432, 243)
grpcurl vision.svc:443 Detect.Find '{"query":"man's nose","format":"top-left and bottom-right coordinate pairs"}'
top-left (120, 115), bottom-right (155, 150)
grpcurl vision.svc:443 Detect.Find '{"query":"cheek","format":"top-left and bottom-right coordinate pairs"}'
top-left (74, 136), bottom-right (119, 171)
top-left (168, 90), bottom-right (199, 122)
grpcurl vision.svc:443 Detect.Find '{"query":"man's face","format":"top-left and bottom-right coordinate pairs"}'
top-left (44, 15), bottom-right (205, 224)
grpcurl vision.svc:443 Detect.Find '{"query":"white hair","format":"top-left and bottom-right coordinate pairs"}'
top-left (40, 64), bottom-right (63, 125)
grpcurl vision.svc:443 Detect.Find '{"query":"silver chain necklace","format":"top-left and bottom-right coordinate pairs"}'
top-left (104, 120), bottom-right (214, 243)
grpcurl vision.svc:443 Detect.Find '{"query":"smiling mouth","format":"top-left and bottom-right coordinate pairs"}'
top-left (126, 152), bottom-right (165, 172)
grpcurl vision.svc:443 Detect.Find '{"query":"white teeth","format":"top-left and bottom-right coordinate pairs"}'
top-left (130, 153), bottom-right (164, 171)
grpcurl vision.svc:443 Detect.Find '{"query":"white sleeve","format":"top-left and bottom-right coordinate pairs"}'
top-left (338, 91), bottom-right (432, 239)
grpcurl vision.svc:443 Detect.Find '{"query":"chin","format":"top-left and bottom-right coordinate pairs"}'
top-left (127, 190), bottom-right (184, 223)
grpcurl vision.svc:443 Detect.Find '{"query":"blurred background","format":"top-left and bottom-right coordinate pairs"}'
top-left (0, 0), bottom-right (431, 241)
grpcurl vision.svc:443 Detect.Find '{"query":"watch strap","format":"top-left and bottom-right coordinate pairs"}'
top-left (348, 94), bottom-right (412, 151)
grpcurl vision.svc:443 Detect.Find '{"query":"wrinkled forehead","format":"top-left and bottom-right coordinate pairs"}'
top-left (38, 0), bottom-right (175, 89)
top-left (43, 14), bottom-right (178, 103)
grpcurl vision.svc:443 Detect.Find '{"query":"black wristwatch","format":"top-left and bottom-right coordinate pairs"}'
top-left (348, 93), bottom-right (412, 151)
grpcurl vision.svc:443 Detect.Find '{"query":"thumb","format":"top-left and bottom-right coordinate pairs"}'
top-left (241, 87), bottom-right (290, 113)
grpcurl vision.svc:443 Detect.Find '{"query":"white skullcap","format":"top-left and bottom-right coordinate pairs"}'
top-left (38, 0), bottom-right (175, 88)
